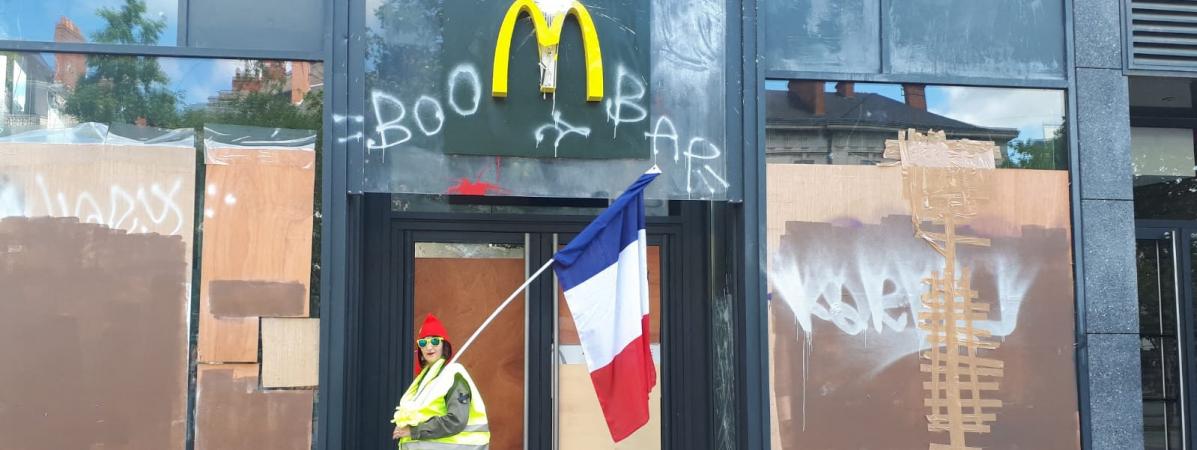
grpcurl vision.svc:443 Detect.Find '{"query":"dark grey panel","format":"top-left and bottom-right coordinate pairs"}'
top-left (885, 0), bottom-right (1066, 80)
top-left (1074, 0), bottom-right (1123, 69)
top-left (1081, 199), bottom-right (1139, 334)
top-left (187, 0), bottom-right (324, 53)
top-left (764, 0), bottom-right (881, 74)
top-left (1086, 333), bottom-right (1145, 450)
top-left (1077, 68), bottom-right (1132, 200)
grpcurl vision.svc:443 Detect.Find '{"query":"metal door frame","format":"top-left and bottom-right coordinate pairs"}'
top-left (1138, 220), bottom-right (1197, 449)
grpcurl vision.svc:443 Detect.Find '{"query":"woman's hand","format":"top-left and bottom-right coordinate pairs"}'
top-left (392, 426), bottom-right (411, 439)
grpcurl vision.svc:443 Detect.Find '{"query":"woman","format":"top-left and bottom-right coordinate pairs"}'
top-left (392, 314), bottom-right (490, 449)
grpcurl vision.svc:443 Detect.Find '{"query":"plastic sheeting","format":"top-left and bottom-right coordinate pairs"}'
top-left (0, 122), bottom-right (195, 147)
top-left (359, 0), bottom-right (732, 200)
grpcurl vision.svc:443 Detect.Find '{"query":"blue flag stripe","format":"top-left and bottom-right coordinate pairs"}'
top-left (553, 172), bottom-right (657, 291)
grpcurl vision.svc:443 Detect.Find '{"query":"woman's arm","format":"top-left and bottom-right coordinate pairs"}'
top-left (410, 375), bottom-right (472, 440)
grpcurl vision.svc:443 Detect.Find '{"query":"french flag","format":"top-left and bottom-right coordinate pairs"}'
top-left (553, 167), bottom-right (660, 442)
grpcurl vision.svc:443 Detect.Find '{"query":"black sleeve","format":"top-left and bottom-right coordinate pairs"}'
top-left (411, 375), bottom-right (472, 440)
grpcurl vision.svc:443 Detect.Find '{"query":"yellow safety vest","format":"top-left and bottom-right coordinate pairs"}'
top-left (393, 359), bottom-right (490, 449)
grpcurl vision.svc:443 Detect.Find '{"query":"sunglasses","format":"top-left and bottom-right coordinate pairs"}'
top-left (417, 337), bottom-right (443, 348)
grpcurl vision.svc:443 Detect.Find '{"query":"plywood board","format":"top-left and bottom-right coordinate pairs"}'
top-left (198, 147), bottom-right (315, 363)
top-left (558, 245), bottom-right (662, 345)
top-left (765, 164), bottom-right (1070, 273)
top-left (414, 256), bottom-right (525, 450)
top-left (765, 164), bottom-right (1078, 450)
top-left (0, 217), bottom-right (188, 450)
top-left (559, 363), bottom-right (662, 449)
top-left (262, 318), bottom-right (320, 388)
top-left (195, 364), bottom-right (314, 450)
top-left (0, 142), bottom-right (197, 262)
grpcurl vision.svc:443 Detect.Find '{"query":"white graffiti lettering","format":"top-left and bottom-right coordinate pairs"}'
top-left (19, 175), bottom-right (189, 236)
top-left (355, 63), bottom-right (733, 198)
top-left (604, 65), bottom-right (647, 138)
top-left (684, 137), bottom-right (721, 194)
top-left (644, 116), bottom-right (680, 163)
top-left (448, 64), bottom-right (482, 116)
top-left (413, 96), bottom-right (445, 136)
top-left (367, 90), bottom-right (412, 155)
top-left (534, 111), bottom-right (591, 157)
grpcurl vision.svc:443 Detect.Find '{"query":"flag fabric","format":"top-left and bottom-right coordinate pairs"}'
top-left (553, 167), bottom-right (660, 442)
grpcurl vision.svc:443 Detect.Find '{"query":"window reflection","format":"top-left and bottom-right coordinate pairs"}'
top-left (0, 52), bottom-right (322, 140)
top-left (0, 50), bottom-right (325, 309)
top-left (0, 0), bottom-right (178, 46)
top-left (1132, 126), bottom-right (1197, 220)
top-left (765, 80), bottom-right (1068, 169)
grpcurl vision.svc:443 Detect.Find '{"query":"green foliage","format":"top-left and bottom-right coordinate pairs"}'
top-left (92, 0), bottom-right (166, 45)
top-left (62, 0), bottom-right (179, 127)
top-left (181, 88), bottom-right (322, 132)
top-left (1000, 125), bottom-right (1068, 170)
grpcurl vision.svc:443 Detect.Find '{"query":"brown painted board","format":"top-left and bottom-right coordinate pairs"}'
top-left (558, 245), bottom-right (662, 345)
top-left (210, 280), bottom-right (307, 318)
top-left (0, 217), bottom-right (188, 450)
top-left (559, 363), bottom-right (662, 449)
top-left (0, 142), bottom-right (197, 262)
top-left (414, 256), bottom-right (526, 450)
top-left (765, 164), bottom-right (1078, 449)
top-left (198, 147), bottom-right (315, 363)
top-left (195, 364), bottom-right (314, 450)
top-left (262, 318), bottom-right (320, 388)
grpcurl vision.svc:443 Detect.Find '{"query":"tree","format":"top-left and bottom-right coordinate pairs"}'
top-left (62, 0), bottom-right (180, 127)
top-left (1001, 125), bottom-right (1067, 170)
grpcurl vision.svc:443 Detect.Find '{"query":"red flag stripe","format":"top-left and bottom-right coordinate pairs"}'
top-left (587, 315), bottom-right (657, 442)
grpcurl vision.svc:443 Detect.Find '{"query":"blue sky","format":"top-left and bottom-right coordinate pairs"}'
top-left (0, 1), bottom-right (261, 106)
top-left (0, 0), bottom-right (180, 45)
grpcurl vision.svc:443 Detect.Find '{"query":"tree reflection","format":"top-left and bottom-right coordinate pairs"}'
top-left (63, 0), bottom-right (179, 127)
top-left (1001, 125), bottom-right (1068, 170)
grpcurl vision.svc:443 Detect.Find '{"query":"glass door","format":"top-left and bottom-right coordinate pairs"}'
top-left (1138, 228), bottom-right (1188, 450)
top-left (410, 233), bottom-right (529, 450)
top-left (553, 233), bottom-right (667, 449)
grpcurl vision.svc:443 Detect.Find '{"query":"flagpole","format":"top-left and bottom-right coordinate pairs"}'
top-left (447, 258), bottom-right (556, 367)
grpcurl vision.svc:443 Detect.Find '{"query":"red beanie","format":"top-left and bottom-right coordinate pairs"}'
top-left (414, 314), bottom-right (450, 376)
top-left (418, 313), bottom-right (450, 341)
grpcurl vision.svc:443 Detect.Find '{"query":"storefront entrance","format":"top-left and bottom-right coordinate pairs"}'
top-left (1136, 222), bottom-right (1197, 450)
top-left (345, 194), bottom-right (717, 450)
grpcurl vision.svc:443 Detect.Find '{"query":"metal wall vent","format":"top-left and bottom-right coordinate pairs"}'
top-left (1130, 0), bottom-right (1197, 70)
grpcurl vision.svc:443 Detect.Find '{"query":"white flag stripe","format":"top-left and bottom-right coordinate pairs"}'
top-left (562, 232), bottom-right (648, 370)
top-left (637, 230), bottom-right (649, 312)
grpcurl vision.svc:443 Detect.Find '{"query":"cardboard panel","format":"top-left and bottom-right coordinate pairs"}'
top-left (558, 245), bottom-right (662, 345)
top-left (198, 147), bottom-right (315, 363)
top-left (210, 280), bottom-right (307, 318)
top-left (765, 163), bottom-right (1078, 450)
top-left (262, 318), bottom-right (320, 388)
top-left (195, 365), bottom-right (314, 450)
top-left (0, 217), bottom-right (188, 450)
top-left (559, 364), bottom-right (662, 449)
top-left (414, 256), bottom-right (525, 450)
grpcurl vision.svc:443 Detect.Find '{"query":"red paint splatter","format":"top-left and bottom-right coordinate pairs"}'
top-left (447, 178), bottom-right (506, 195)
top-left (446, 158), bottom-right (508, 196)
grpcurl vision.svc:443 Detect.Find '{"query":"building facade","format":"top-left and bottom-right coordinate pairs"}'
top-left (0, 0), bottom-right (1179, 449)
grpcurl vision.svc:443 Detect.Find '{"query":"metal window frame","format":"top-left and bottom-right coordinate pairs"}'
top-left (757, 3), bottom-right (1088, 450)
top-left (0, 3), bottom-right (339, 450)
